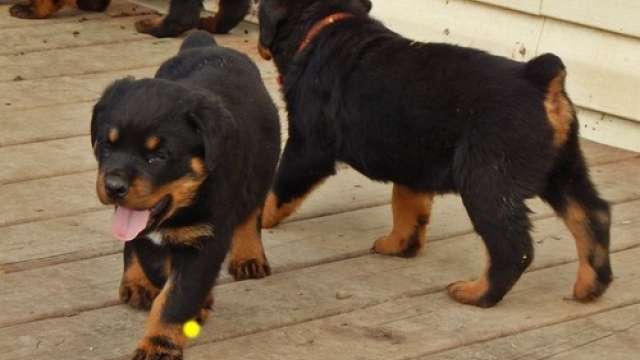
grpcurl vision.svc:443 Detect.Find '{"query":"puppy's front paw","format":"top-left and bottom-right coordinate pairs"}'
top-left (135, 17), bottom-right (163, 34)
top-left (10, 4), bottom-right (37, 19)
top-left (228, 257), bottom-right (271, 281)
top-left (133, 337), bottom-right (183, 360)
top-left (120, 281), bottom-right (160, 310)
top-left (371, 232), bottom-right (422, 258)
top-left (447, 279), bottom-right (495, 308)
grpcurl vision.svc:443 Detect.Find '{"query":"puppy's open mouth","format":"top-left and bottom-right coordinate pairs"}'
top-left (112, 196), bottom-right (170, 242)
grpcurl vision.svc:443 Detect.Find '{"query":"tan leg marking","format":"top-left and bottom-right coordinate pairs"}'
top-left (135, 16), bottom-right (164, 34)
top-left (119, 253), bottom-right (161, 310)
top-left (563, 199), bottom-right (608, 301)
top-left (544, 70), bottom-right (574, 148)
top-left (135, 278), bottom-right (185, 359)
top-left (10, 0), bottom-right (63, 19)
top-left (448, 251), bottom-right (490, 306)
top-left (372, 184), bottom-right (434, 257)
top-left (262, 180), bottom-right (326, 229)
top-left (229, 209), bottom-right (271, 280)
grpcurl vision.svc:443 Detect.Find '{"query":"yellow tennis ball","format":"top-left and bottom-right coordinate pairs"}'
top-left (183, 320), bottom-right (201, 339)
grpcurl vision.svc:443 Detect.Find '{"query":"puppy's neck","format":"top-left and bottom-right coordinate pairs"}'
top-left (296, 12), bottom-right (354, 55)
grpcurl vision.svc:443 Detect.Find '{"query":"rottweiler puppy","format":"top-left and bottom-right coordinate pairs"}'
top-left (257, 0), bottom-right (612, 308)
top-left (91, 31), bottom-right (280, 359)
top-left (9, 0), bottom-right (250, 37)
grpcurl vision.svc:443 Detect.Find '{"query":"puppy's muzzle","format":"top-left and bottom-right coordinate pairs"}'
top-left (105, 173), bottom-right (129, 200)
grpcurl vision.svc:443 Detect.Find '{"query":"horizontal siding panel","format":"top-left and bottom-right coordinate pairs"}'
top-left (578, 107), bottom-right (640, 152)
top-left (370, 0), bottom-right (542, 61)
top-left (541, 0), bottom-right (640, 39)
top-left (473, 0), bottom-right (541, 15)
top-left (538, 18), bottom-right (640, 122)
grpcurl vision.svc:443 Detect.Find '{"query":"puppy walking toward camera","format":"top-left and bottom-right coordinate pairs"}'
top-left (257, 0), bottom-right (612, 308)
top-left (92, 31), bottom-right (280, 359)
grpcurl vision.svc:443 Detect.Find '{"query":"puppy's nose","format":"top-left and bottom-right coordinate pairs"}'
top-left (105, 173), bottom-right (129, 199)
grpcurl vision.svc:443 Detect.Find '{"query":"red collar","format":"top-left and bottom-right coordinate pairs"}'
top-left (296, 12), bottom-right (354, 54)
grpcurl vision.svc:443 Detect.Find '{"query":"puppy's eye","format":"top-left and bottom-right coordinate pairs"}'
top-left (147, 151), bottom-right (168, 165)
top-left (100, 143), bottom-right (112, 159)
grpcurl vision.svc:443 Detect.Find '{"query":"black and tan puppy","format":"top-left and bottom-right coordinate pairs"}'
top-left (9, 0), bottom-right (250, 38)
top-left (257, 0), bottom-right (612, 308)
top-left (91, 31), bottom-right (280, 359)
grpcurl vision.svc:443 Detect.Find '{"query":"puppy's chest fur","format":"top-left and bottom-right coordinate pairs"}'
top-left (146, 224), bottom-right (214, 247)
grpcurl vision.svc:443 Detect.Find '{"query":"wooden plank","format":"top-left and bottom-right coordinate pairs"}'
top-left (0, 102), bottom-right (92, 147)
top-left (1, 150), bottom-right (639, 271)
top-left (184, 247), bottom-right (640, 360)
top-left (541, 0), bottom-right (640, 39)
top-left (0, 30), bottom-right (273, 83)
top-left (0, 172), bottom-right (104, 228)
top-left (0, 0), bottom-right (158, 30)
top-left (538, 18), bottom-right (640, 122)
top-left (0, 38), bottom-right (181, 82)
top-left (0, 67), bottom-right (154, 111)
top-left (2, 221), bottom-right (637, 360)
top-left (0, 17), bottom-right (150, 56)
top-left (0, 137), bottom-right (94, 184)
top-left (420, 303), bottom-right (640, 359)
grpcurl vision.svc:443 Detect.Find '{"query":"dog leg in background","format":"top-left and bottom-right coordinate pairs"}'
top-left (133, 234), bottom-right (228, 360)
top-left (372, 185), bottom-right (434, 258)
top-left (136, 0), bottom-right (202, 38)
top-left (120, 238), bottom-right (170, 310)
top-left (10, 0), bottom-right (66, 19)
top-left (228, 208), bottom-right (271, 280)
top-left (262, 138), bottom-right (336, 228)
top-left (9, 0), bottom-right (109, 18)
top-left (199, 0), bottom-right (251, 34)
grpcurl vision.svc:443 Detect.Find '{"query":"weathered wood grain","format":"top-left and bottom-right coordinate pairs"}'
top-left (2, 234), bottom-right (637, 360)
top-left (0, 102), bottom-right (93, 147)
top-left (184, 248), bottom-right (640, 360)
top-left (0, 17), bottom-right (149, 56)
top-left (0, 67), bottom-right (153, 111)
top-left (0, 137), bottom-right (94, 184)
top-left (0, 30), bottom-right (273, 83)
top-left (421, 303), bottom-right (640, 360)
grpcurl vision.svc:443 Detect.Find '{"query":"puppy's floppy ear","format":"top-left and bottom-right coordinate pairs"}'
top-left (189, 96), bottom-right (238, 171)
top-left (356, 0), bottom-right (373, 13)
top-left (258, 0), bottom-right (287, 50)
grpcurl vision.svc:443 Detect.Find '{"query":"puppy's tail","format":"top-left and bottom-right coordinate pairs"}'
top-left (525, 53), bottom-right (577, 148)
top-left (523, 53), bottom-right (565, 91)
top-left (180, 30), bottom-right (218, 52)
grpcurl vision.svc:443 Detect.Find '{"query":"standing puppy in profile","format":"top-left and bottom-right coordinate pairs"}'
top-left (92, 31), bottom-right (280, 359)
top-left (257, 0), bottom-right (612, 308)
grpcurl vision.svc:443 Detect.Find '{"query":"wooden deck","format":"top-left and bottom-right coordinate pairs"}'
top-left (1, 2), bottom-right (639, 359)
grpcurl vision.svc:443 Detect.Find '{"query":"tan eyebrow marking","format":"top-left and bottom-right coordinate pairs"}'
top-left (145, 136), bottom-right (160, 151)
top-left (108, 128), bottom-right (119, 143)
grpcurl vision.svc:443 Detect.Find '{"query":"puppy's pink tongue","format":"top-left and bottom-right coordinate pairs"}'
top-left (112, 207), bottom-right (151, 242)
